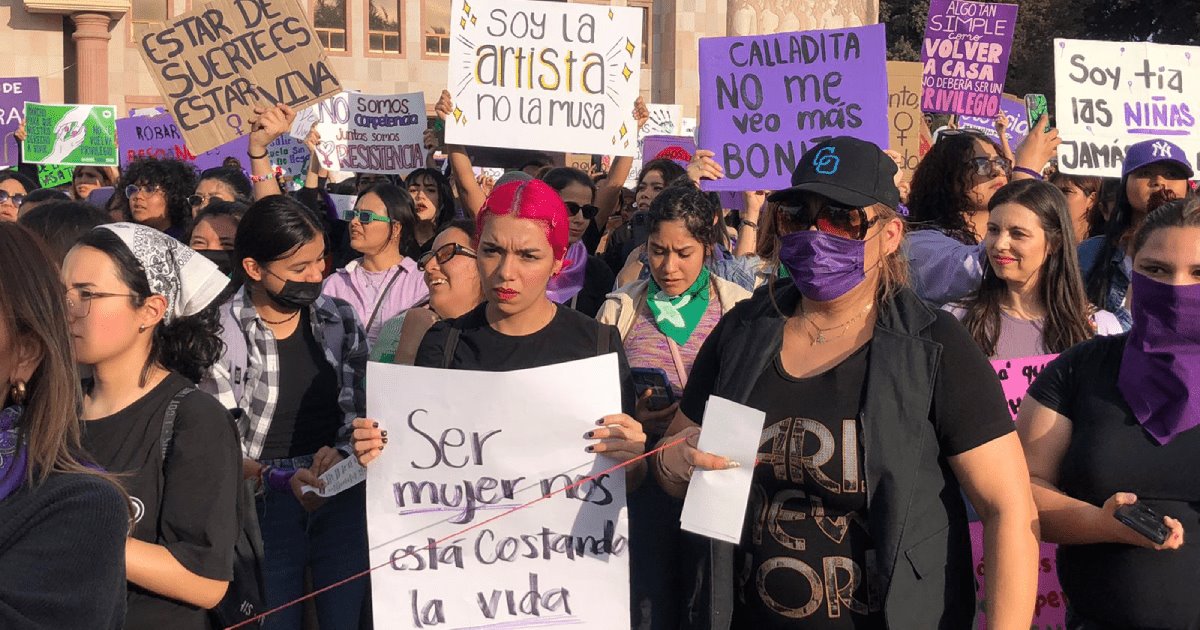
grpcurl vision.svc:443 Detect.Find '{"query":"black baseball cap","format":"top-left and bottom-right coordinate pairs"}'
top-left (767, 137), bottom-right (900, 209)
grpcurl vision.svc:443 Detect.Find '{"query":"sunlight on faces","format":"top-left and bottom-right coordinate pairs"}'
top-left (635, 170), bottom-right (667, 211)
top-left (408, 174), bottom-right (440, 223)
top-left (1134, 226), bottom-right (1200, 287)
top-left (425, 227), bottom-right (483, 319)
top-left (967, 139), bottom-right (1009, 212)
top-left (61, 245), bottom-right (163, 366)
top-left (0, 179), bottom-right (27, 222)
top-left (648, 219), bottom-right (709, 297)
top-left (189, 215), bottom-right (238, 251)
top-left (984, 203), bottom-right (1050, 289)
top-left (477, 214), bottom-right (563, 316)
top-left (193, 178), bottom-right (237, 214)
top-left (348, 192), bottom-right (398, 255)
top-left (1055, 181), bottom-right (1096, 244)
top-left (242, 237), bottom-right (326, 294)
top-left (775, 198), bottom-right (903, 290)
top-left (559, 181), bottom-right (593, 244)
top-left (128, 181), bottom-right (169, 227)
top-left (1126, 163), bottom-right (1191, 214)
top-left (73, 167), bottom-right (106, 200)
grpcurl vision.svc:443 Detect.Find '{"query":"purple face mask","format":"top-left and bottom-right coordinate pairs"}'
top-left (778, 230), bottom-right (867, 302)
top-left (1117, 272), bottom-right (1200, 444)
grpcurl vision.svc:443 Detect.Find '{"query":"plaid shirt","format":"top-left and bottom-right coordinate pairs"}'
top-left (200, 287), bottom-right (367, 460)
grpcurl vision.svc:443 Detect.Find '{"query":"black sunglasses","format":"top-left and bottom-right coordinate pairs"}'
top-left (0, 191), bottom-right (26, 207)
top-left (565, 201), bottom-right (599, 220)
top-left (779, 203), bottom-right (880, 241)
top-left (418, 242), bottom-right (477, 271)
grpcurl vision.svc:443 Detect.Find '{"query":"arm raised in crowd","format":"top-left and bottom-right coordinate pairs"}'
top-left (434, 90), bottom-right (487, 219)
top-left (590, 98), bottom-right (650, 231)
top-left (246, 103), bottom-right (296, 200)
top-left (1011, 114), bottom-right (1060, 181)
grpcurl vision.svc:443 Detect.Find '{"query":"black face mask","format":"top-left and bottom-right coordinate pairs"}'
top-left (197, 249), bottom-right (234, 278)
top-left (263, 269), bottom-right (322, 310)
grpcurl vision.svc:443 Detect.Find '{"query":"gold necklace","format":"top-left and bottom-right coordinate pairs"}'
top-left (798, 301), bottom-right (873, 344)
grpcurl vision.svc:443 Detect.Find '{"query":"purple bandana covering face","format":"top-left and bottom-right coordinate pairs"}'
top-left (0, 405), bottom-right (28, 501)
top-left (778, 230), bottom-right (867, 302)
top-left (546, 240), bottom-right (588, 304)
top-left (1118, 272), bottom-right (1200, 444)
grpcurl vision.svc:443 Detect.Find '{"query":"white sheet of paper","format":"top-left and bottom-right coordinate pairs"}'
top-left (679, 396), bottom-right (764, 545)
top-left (301, 455), bottom-right (367, 498)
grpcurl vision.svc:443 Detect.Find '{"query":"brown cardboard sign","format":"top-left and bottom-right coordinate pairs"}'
top-left (137, 0), bottom-right (342, 154)
top-left (887, 61), bottom-right (924, 182)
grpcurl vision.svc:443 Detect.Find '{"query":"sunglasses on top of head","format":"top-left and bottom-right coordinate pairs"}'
top-left (778, 202), bottom-right (880, 241)
top-left (565, 201), bottom-right (599, 220)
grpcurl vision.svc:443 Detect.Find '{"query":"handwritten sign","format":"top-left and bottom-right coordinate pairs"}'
top-left (366, 356), bottom-right (629, 629)
top-left (118, 112), bottom-right (250, 171)
top-left (957, 93), bottom-right (1030, 149)
top-left (623, 103), bottom-right (685, 187)
top-left (968, 354), bottom-right (1065, 630)
top-left (37, 163), bottom-right (74, 188)
top-left (1055, 39), bottom-right (1200, 177)
top-left (920, 0), bottom-right (1017, 116)
top-left (698, 24), bottom-right (890, 192)
top-left (346, 93), bottom-right (427, 175)
top-left (22, 103), bottom-right (118, 166)
top-left (137, 0), bottom-right (341, 155)
top-left (0, 78), bottom-right (37, 168)
top-left (445, 0), bottom-right (643, 157)
top-left (887, 61), bottom-right (923, 181)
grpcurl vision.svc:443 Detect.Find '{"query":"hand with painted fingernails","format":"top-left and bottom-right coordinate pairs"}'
top-left (586, 414), bottom-right (646, 464)
top-left (351, 417), bottom-right (388, 467)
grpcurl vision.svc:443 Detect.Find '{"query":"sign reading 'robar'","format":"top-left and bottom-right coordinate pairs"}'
top-left (137, 0), bottom-right (341, 154)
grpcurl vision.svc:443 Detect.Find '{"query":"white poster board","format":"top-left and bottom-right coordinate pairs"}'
top-left (290, 92), bottom-right (425, 174)
top-left (1055, 38), bottom-right (1200, 177)
top-left (366, 356), bottom-right (630, 629)
top-left (445, 0), bottom-right (644, 157)
top-left (624, 103), bottom-right (684, 187)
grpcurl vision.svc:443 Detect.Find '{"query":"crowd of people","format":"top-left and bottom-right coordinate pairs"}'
top-left (0, 78), bottom-right (1197, 630)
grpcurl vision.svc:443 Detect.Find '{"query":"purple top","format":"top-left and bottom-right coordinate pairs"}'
top-left (322, 257), bottom-right (429, 347)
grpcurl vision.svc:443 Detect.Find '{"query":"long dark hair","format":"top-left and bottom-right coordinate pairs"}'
top-left (198, 167), bottom-right (253, 201)
top-left (1132, 196), bottom-right (1200, 256)
top-left (404, 168), bottom-right (456, 228)
top-left (118, 158), bottom-right (197, 235)
top-left (17, 200), bottom-right (109, 263)
top-left (235, 195), bottom-right (326, 270)
top-left (908, 132), bottom-right (1002, 245)
top-left (360, 183), bottom-right (421, 260)
top-left (960, 180), bottom-right (1095, 357)
top-left (542, 167), bottom-right (598, 202)
top-left (638, 158), bottom-right (688, 190)
top-left (74, 228), bottom-right (225, 384)
top-left (1048, 171), bottom-right (1104, 239)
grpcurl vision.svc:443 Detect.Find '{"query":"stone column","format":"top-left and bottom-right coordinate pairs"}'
top-left (71, 12), bottom-right (112, 105)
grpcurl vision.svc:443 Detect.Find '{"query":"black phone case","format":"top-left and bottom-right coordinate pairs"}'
top-left (1114, 504), bottom-right (1169, 545)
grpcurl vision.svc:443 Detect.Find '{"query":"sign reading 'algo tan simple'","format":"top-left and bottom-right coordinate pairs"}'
top-left (137, 0), bottom-right (342, 155)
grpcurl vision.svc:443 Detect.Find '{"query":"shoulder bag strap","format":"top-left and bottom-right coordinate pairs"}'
top-left (364, 266), bottom-right (406, 334)
top-left (159, 386), bottom-right (196, 467)
top-left (441, 327), bottom-right (462, 369)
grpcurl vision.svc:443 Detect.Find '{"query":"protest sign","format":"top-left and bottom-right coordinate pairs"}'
top-left (291, 91), bottom-right (349, 172)
top-left (887, 61), bottom-right (923, 181)
top-left (698, 24), bottom-right (890, 192)
top-left (444, 0), bottom-right (643, 157)
top-left (622, 104), bottom-right (685, 187)
top-left (1055, 39), bottom-right (1200, 177)
top-left (920, 0), bottom-right (1018, 116)
top-left (22, 103), bottom-right (118, 166)
top-left (366, 356), bottom-right (629, 629)
top-left (0, 78), bottom-right (37, 168)
top-left (37, 163), bottom-right (74, 188)
top-left (957, 93), bottom-right (1030, 149)
top-left (137, 0), bottom-right (341, 155)
top-left (680, 397), bottom-right (763, 544)
top-left (289, 92), bottom-right (424, 174)
top-left (968, 354), bottom-right (1065, 630)
top-left (266, 133), bottom-right (305, 177)
top-left (565, 153), bottom-right (594, 170)
top-left (118, 112), bottom-right (250, 171)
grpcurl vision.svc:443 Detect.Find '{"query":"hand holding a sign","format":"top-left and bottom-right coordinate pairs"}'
top-left (1012, 115), bottom-right (1060, 180)
top-left (248, 104), bottom-right (297, 154)
top-left (687, 149), bottom-right (725, 185)
top-left (656, 421), bottom-right (741, 499)
top-left (14, 120), bottom-right (25, 143)
top-left (633, 97), bottom-right (650, 132)
top-left (350, 417), bottom-right (386, 466)
top-left (1102, 492), bottom-right (1186, 551)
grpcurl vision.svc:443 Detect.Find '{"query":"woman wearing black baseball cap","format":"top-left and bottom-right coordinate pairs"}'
top-left (654, 137), bottom-right (1038, 629)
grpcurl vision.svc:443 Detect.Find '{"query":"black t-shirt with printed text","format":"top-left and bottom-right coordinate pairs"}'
top-left (81, 372), bottom-right (242, 630)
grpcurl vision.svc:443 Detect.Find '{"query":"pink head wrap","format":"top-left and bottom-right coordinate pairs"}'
top-left (476, 179), bottom-right (570, 262)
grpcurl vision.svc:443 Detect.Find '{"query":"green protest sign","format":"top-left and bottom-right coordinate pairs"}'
top-left (37, 163), bottom-right (74, 188)
top-left (22, 103), bottom-right (118, 166)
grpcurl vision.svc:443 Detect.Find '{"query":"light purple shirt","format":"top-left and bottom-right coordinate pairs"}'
top-left (322, 257), bottom-right (429, 348)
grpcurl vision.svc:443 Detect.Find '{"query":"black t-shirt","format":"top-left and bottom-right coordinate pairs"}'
top-left (81, 372), bottom-right (242, 630)
top-left (582, 220), bottom-right (603, 255)
top-left (563, 255), bottom-right (615, 318)
top-left (1028, 334), bottom-right (1200, 628)
top-left (416, 302), bottom-right (636, 414)
top-left (261, 310), bottom-right (342, 459)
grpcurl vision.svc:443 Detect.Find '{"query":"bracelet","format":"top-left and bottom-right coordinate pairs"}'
top-left (1012, 166), bottom-right (1044, 180)
top-left (249, 173), bottom-right (275, 183)
top-left (248, 149), bottom-right (269, 160)
top-left (741, 220), bottom-right (758, 229)
top-left (265, 467), bottom-right (296, 493)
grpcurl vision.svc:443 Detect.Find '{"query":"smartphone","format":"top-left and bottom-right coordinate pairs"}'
top-left (1114, 502), bottom-right (1169, 545)
top-left (630, 367), bottom-right (675, 411)
top-left (1025, 94), bottom-right (1051, 133)
top-left (629, 211), bottom-right (652, 247)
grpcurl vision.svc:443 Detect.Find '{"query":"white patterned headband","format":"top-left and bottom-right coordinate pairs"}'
top-left (97, 223), bottom-right (229, 324)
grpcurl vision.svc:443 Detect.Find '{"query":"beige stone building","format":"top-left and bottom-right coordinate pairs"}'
top-left (4, 0), bottom-right (876, 117)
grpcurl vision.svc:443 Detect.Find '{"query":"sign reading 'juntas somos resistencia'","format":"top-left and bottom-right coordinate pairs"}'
top-left (137, 0), bottom-right (341, 155)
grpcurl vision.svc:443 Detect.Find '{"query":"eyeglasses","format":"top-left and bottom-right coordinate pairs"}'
top-left (189, 193), bottom-right (220, 207)
top-left (125, 184), bottom-right (165, 198)
top-left (64, 287), bottom-right (139, 318)
top-left (417, 242), bottom-right (477, 271)
top-left (343, 209), bottom-right (392, 224)
top-left (0, 191), bottom-right (25, 207)
top-left (778, 203), bottom-right (880, 240)
top-left (966, 156), bottom-right (1013, 178)
top-left (565, 202), bottom-right (599, 220)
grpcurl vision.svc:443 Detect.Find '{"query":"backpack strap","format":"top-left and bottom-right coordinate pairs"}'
top-left (160, 386), bottom-right (196, 468)
top-left (596, 324), bottom-right (611, 356)
top-left (441, 326), bottom-right (462, 369)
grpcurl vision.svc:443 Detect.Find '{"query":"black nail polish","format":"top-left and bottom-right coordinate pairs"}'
top-left (381, 430), bottom-right (388, 438)
top-left (585, 445), bottom-right (595, 453)
top-left (372, 421), bottom-right (379, 428)
top-left (596, 419), bottom-right (605, 426)
top-left (382, 437), bottom-right (389, 444)
top-left (584, 431), bottom-right (595, 439)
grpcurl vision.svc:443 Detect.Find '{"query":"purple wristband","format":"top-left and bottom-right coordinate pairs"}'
top-left (266, 467), bottom-right (296, 493)
top-left (1012, 166), bottom-right (1044, 180)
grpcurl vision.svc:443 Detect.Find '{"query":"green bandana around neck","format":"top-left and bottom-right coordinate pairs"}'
top-left (647, 266), bottom-right (712, 345)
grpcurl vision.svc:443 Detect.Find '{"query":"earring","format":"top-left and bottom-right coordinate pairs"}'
top-left (139, 324), bottom-right (146, 333)
top-left (9, 380), bottom-right (26, 406)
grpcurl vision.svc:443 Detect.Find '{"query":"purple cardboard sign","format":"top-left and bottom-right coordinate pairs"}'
top-left (921, 0), bottom-right (1018, 117)
top-left (698, 24), bottom-right (890, 192)
top-left (642, 135), bottom-right (696, 164)
top-left (0, 78), bottom-right (39, 168)
top-left (117, 113), bottom-right (250, 172)
top-left (957, 95), bottom-right (1029, 148)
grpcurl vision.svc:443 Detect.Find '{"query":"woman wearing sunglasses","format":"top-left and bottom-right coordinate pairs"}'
top-left (540, 167), bottom-right (617, 317)
top-left (322, 183), bottom-right (428, 348)
top-left (116, 158), bottom-right (198, 241)
top-left (0, 171), bottom-right (33, 222)
top-left (654, 137), bottom-right (1039, 629)
top-left (191, 167), bottom-right (252, 216)
top-left (371, 219), bottom-right (485, 365)
top-left (905, 119), bottom-right (1060, 306)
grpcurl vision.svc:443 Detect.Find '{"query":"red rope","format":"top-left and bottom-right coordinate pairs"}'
top-left (225, 434), bottom-right (690, 630)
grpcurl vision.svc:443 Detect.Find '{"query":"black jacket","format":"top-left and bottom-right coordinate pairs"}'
top-left (677, 283), bottom-right (978, 629)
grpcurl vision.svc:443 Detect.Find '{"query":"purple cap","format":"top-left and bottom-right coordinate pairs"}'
top-left (1123, 139), bottom-right (1194, 178)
